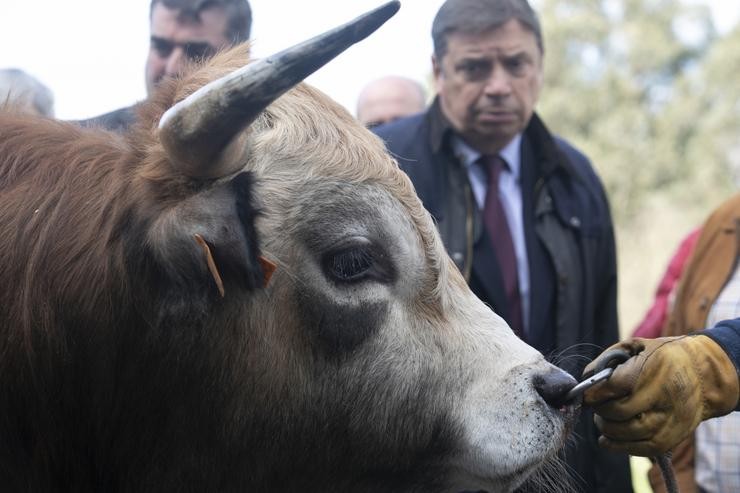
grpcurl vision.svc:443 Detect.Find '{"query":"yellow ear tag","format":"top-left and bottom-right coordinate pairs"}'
top-left (194, 234), bottom-right (225, 298)
top-left (258, 256), bottom-right (277, 287)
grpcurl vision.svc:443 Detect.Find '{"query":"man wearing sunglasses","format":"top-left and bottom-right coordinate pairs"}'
top-left (80, 0), bottom-right (252, 131)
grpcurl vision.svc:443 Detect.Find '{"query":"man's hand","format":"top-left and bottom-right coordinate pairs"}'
top-left (583, 335), bottom-right (739, 456)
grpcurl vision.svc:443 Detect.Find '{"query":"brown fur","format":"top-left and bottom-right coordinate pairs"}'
top-left (0, 44), bottom-right (459, 492)
top-left (0, 40), bottom-right (578, 492)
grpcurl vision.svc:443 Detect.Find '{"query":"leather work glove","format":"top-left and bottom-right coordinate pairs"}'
top-left (583, 335), bottom-right (740, 457)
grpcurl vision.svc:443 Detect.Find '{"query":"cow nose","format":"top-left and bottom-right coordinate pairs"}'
top-left (533, 369), bottom-right (579, 408)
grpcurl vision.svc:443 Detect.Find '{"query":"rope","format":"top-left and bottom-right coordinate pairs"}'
top-left (573, 349), bottom-right (680, 493)
top-left (655, 452), bottom-right (679, 493)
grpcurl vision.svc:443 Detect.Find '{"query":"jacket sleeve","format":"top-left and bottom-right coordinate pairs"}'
top-left (703, 318), bottom-right (740, 378)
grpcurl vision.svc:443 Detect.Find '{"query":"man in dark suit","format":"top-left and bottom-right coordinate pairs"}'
top-left (79, 0), bottom-right (252, 131)
top-left (373, 0), bottom-right (631, 491)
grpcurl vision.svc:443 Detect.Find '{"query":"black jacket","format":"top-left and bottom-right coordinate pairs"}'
top-left (75, 105), bottom-right (137, 132)
top-left (374, 99), bottom-right (632, 493)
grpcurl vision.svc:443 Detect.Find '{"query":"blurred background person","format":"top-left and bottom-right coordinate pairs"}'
top-left (588, 193), bottom-right (740, 493)
top-left (631, 227), bottom-right (701, 338)
top-left (356, 75), bottom-right (426, 128)
top-left (0, 68), bottom-right (54, 117)
top-left (651, 194), bottom-right (740, 493)
top-left (80, 0), bottom-right (252, 131)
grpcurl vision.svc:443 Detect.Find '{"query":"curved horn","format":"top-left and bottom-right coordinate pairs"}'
top-left (159, 1), bottom-right (401, 179)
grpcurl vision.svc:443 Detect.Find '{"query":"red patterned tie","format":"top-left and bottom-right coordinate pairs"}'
top-left (482, 155), bottom-right (523, 338)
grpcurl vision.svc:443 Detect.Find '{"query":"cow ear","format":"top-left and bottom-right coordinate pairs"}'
top-left (194, 234), bottom-right (226, 297)
top-left (147, 171), bottom-right (266, 317)
top-left (197, 172), bottom-right (266, 296)
top-left (193, 230), bottom-right (277, 296)
top-left (258, 256), bottom-right (277, 288)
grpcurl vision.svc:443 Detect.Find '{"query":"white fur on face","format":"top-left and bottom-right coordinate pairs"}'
top-left (241, 87), bottom-right (575, 491)
top-left (255, 179), bottom-right (573, 491)
top-left (442, 288), bottom-right (572, 491)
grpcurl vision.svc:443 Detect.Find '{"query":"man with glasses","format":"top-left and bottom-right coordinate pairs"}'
top-left (80, 0), bottom-right (252, 131)
top-left (373, 0), bottom-right (630, 490)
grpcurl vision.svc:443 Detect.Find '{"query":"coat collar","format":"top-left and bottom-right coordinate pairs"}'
top-left (426, 96), bottom-right (576, 180)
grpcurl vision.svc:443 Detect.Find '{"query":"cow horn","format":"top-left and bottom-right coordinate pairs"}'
top-left (159, 1), bottom-right (401, 179)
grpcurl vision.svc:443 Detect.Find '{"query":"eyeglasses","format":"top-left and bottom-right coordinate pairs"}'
top-left (150, 36), bottom-right (217, 61)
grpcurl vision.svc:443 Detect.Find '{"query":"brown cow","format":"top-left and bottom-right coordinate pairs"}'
top-left (0, 3), bottom-right (579, 491)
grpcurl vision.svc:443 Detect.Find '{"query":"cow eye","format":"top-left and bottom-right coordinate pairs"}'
top-left (323, 246), bottom-right (375, 283)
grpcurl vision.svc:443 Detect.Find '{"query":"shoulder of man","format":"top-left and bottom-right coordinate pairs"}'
top-left (372, 112), bottom-right (428, 158)
top-left (551, 135), bottom-right (603, 191)
top-left (371, 111), bottom-right (448, 212)
top-left (526, 114), bottom-right (602, 192)
top-left (73, 105), bottom-right (138, 132)
top-left (540, 132), bottom-right (613, 233)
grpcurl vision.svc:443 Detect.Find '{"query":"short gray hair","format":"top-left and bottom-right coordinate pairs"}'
top-left (432, 0), bottom-right (543, 59)
top-left (150, 0), bottom-right (252, 43)
top-left (0, 68), bottom-right (54, 117)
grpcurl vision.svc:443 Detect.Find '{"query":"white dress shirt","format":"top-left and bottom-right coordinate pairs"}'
top-left (452, 134), bottom-right (530, 335)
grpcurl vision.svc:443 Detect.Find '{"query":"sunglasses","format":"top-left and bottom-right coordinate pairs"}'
top-left (150, 36), bottom-right (217, 61)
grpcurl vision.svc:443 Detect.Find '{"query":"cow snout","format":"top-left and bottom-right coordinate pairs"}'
top-left (533, 369), bottom-right (579, 409)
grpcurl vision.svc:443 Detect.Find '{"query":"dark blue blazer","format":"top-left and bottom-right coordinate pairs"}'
top-left (374, 100), bottom-right (631, 493)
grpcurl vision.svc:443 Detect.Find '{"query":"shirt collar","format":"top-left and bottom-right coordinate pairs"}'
top-left (452, 133), bottom-right (522, 180)
top-left (428, 97), bottom-right (572, 181)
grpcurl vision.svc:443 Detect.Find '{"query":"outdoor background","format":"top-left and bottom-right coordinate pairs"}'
top-left (2, 1), bottom-right (740, 490)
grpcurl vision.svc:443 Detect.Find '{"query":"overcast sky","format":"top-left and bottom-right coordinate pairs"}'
top-left (1, 0), bottom-right (737, 120)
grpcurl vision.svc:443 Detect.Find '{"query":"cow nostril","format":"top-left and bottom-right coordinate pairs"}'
top-left (533, 369), bottom-right (579, 408)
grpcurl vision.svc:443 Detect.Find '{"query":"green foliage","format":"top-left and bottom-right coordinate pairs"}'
top-left (535, 0), bottom-right (739, 345)
top-left (537, 0), bottom-right (738, 223)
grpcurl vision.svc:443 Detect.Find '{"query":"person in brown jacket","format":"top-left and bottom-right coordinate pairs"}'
top-left (584, 193), bottom-right (740, 493)
top-left (651, 193), bottom-right (740, 493)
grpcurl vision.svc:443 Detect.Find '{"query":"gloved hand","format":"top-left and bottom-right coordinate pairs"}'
top-left (583, 335), bottom-right (740, 457)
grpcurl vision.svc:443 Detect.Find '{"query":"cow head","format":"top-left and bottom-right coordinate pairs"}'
top-left (0, 2), bottom-right (579, 492)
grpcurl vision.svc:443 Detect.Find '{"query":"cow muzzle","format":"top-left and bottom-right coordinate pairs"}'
top-left (533, 367), bottom-right (581, 409)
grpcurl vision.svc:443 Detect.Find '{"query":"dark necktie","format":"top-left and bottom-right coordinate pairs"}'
top-left (481, 155), bottom-right (524, 338)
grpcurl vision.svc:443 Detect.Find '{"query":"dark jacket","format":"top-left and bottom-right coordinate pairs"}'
top-left (75, 105), bottom-right (138, 132)
top-left (374, 99), bottom-right (631, 493)
top-left (707, 319), bottom-right (740, 370)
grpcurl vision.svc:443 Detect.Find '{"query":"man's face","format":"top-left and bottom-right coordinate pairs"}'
top-left (145, 3), bottom-right (231, 96)
top-left (433, 19), bottom-right (543, 154)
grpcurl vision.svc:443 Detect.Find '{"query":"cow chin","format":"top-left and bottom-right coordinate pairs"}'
top-left (448, 359), bottom-right (579, 492)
